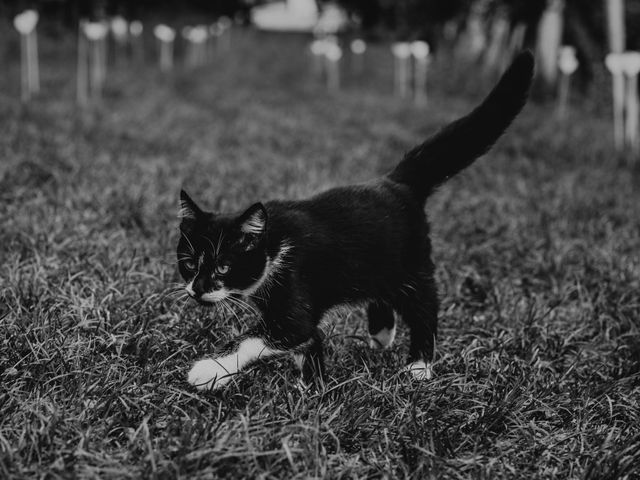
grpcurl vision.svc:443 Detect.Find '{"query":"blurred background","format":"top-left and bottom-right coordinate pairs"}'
top-left (2, 0), bottom-right (640, 102)
top-left (2, 2), bottom-right (640, 478)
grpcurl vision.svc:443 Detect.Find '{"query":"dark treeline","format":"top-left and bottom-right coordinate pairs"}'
top-left (0, 0), bottom-right (251, 24)
top-left (335, 0), bottom-right (640, 51)
top-left (2, 0), bottom-right (639, 55)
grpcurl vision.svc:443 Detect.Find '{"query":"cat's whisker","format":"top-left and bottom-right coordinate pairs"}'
top-left (216, 299), bottom-right (234, 321)
top-left (222, 298), bottom-right (249, 330)
top-left (229, 298), bottom-right (258, 317)
top-left (224, 299), bottom-right (252, 325)
top-left (216, 231), bottom-right (224, 258)
top-left (180, 231), bottom-right (196, 254)
top-left (201, 234), bottom-right (216, 254)
top-left (159, 287), bottom-right (186, 299)
top-left (214, 302), bottom-right (227, 320)
top-left (168, 292), bottom-right (190, 311)
top-left (226, 295), bottom-right (259, 318)
top-left (165, 291), bottom-right (187, 303)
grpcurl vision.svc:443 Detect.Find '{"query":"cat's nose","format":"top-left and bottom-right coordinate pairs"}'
top-left (192, 276), bottom-right (208, 298)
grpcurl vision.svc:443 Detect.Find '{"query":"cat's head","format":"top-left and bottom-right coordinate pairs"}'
top-left (177, 190), bottom-right (269, 304)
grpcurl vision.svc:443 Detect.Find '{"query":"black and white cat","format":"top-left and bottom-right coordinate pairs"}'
top-left (178, 51), bottom-right (535, 391)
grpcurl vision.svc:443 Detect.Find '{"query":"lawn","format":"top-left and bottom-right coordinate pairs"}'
top-left (1, 28), bottom-right (640, 479)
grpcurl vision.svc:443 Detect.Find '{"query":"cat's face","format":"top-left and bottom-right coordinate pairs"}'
top-left (177, 190), bottom-right (269, 304)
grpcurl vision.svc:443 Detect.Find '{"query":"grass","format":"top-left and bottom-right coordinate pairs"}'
top-left (1, 27), bottom-right (640, 479)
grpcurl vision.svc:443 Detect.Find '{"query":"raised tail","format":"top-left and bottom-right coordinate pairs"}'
top-left (388, 50), bottom-right (535, 202)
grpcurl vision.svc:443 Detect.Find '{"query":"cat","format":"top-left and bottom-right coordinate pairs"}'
top-left (178, 51), bottom-right (535, 391)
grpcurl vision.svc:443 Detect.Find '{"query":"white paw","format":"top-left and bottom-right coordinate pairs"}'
top-left (187, 358), bottom-right (234, 391)
top-left (401, 360), bottom-right (433, 381)
top-left (369, 326), bottom-right (396, 350)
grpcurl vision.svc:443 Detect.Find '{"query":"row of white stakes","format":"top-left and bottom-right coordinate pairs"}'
top-left (77, 19), bottom-right (149, 105)
top-left (310, 37), bottom-right (346, 91)
top-left (154, 19), bottom-right (232, 72)
top-left (556, 46), bottom-right (578, 119)
top-left (391, 41), bottom-right (430, 105)
top-left (605, 52), bottom-right (640, 154)
top-left (309, 38), bottom-right (431, 103)
top-left (11, 11), bottom-right (640, 154)
top-left (530, 45), bottom-right (639, 155)
top-left (13, 10), bottom-right (233, 106)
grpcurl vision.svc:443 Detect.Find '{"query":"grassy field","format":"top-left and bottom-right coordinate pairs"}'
top-left (1, 29), bottom-right (640, 479)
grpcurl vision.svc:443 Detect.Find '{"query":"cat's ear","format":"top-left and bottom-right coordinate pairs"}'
top-left (179, 189), bottom-right (203, 221)
top-left (237, 203), bottom-right (267, 249)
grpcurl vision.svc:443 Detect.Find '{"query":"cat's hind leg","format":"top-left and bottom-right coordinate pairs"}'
top-left (398, 275), bottom-right (438, 380)
top-left (367, 300), bottom-right (396, 349)
top-left (293, 328), bottom-right (326, 388)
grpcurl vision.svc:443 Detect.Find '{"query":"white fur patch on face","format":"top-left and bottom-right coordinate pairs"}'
top-left (401, 360), bottom-right (433, 381)
top-left (184, 279), bottom-right (228, 303)
top-left (369, 325), bottom-right (396, 350)
top-left (200, 288), bottom-right (229, 303)
top-left (188, 337), bottom-right (281, 391)
top-left (185, 280), bottom-right (195, 297)
top-left (183, 242), bottom-right (291, 303)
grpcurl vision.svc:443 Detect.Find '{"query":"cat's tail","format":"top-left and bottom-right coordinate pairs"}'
top-left (388, 50), bottom-right (535, 202)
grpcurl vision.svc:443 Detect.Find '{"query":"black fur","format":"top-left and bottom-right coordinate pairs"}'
top-left (177, 52), bottom-right (535, 385)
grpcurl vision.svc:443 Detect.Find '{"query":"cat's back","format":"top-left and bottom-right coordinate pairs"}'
top-left (265, 179), bottom-right (427, 304)
top-left (266, 178), bottom-right (426, 255)
top-left (269, 178), bottom-right (420, 229)
top-left (308, 178), bottom-right (419, 218)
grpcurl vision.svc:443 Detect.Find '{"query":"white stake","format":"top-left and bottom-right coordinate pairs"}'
top-left (606, 53), bottom-right (627, 150)
top-left (622, 52), bottom-right (640, 154)
top-left (13, 10), bottom-right (39, 102)
top-left (310, 39), bottom-right (328, 78)
top-left (129, 21), bottom-right (144, 63)
top-left (410, 41), bottom-right (430, 106)
top-left (154, 25), bottom-right (175, 72)
top-left (350, 38), bottom-right (366, 76)
top-left (325, 43), bottom-right (342, 91)
top-left (392, 42), bottom-right (411, 99)
top-left (110, 16), bottom-right (128, 66)
top-left (183, 25), bottom-right (208, 68)
top-left (556, 46), bottom-right (578, 118)
top-left (83, 22), bottom-right (109, 104)
top-left (536, 0), bottom-right (565, 87)
top-left (484, 14), bottom-right (510, 74)
top-left (508, 23), bottom-right (527, 61)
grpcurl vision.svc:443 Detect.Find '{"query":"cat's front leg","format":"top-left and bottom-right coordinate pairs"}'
top-left (188, 335), bottom-right (283, 391)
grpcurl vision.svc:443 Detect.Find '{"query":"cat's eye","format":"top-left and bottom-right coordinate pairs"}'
top-left (215, 264), bottom-right (230, 275)
top-left (184, 260), bottom-right (196, 271)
